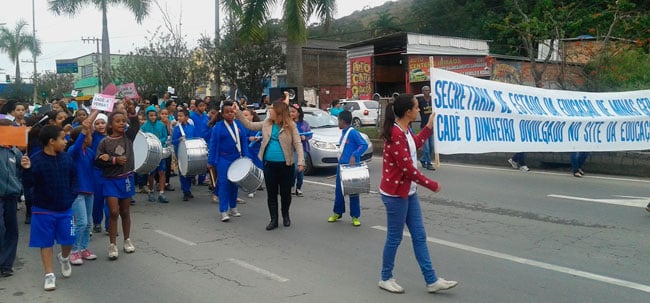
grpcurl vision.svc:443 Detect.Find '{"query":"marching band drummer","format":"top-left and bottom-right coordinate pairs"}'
top-left (327, 110), bottom-right (368, 227)
top-left (140, 105), bottom-right (170, 203)
top-left (172, 107), bottom-right (197, 202)
top-left (207, 101), bottom-right (249, 223)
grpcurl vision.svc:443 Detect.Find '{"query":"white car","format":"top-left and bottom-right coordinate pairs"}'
top-left (340, 100), bottom-right (380, 128)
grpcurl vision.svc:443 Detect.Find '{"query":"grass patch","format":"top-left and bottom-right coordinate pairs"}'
top-left (358, 126), bottom-right (380, 140)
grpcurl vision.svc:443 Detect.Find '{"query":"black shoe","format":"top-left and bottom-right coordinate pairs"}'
top-left (130, 199), bottom-right (136, 205)
top-left (646, 203), bottom-right (650, 213)
top-left (426, 163), bottom-right (436, 171)
top-left (24, 215), bottom-right (31, 224)
top-left (283, 216), bottom-right (291, 227)
top-left (182, 194), bottom-right (189, 202)
top-left (266, 220), bottom-right (278, 230)
top-left (0, 268), bottom-right (14, 277)
top-left (165, 184), bottom-right (175, 191)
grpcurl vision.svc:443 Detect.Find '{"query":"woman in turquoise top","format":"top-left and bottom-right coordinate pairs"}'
top-left (236, 101), bottom-right (304, 231)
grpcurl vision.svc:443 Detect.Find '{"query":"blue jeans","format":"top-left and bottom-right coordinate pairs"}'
top-left (571, 152), bottom-right (590, 173)
top-left (72, 193), bottom-right (93, 251)
top-left (420, 134), bottom-right (434, 165)
top-left (292, 153), bottom-right (305, 190)
top-left (0, 196), bottom-right (19, 271)
top-left (334, 166), bottom-right (360, 218)
top-left (180, 174), bottom-right (193, 194)
top-left (381, 194), bottom-right (438, 284)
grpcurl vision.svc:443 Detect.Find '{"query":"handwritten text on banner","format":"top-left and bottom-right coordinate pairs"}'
top-left (430, 68), bottom-right (650, 154)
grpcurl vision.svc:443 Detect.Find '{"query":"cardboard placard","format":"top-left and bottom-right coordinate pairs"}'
top-left (91, 93), bottom-right (116, 112)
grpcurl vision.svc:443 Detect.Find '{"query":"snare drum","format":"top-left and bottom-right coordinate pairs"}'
top-left (227, 157), bottom-right (264, 193)
top-left (177, 138), bottom-right (208, 176)
top-left (339, 163), bottom-right (370, 195)
top-left (133, 131), bottom-right (163, 174)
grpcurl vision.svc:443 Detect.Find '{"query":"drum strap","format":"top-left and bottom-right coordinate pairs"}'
top-left (225, 121), bottom-right (242, 156)
top-left (337, 127), bottom-right (354, 159)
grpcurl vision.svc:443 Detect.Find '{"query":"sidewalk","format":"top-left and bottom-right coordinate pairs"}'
top-left (370, 139), bottom-right (650, 177)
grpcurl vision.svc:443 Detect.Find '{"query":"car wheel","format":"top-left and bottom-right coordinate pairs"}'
top-left (304, 153), bottom-right (314, 175)
top-left (352, 118), bottom-right (362, 128)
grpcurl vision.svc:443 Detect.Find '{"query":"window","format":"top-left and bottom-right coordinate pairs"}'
top-left (81, 64), bottom-right (94, 78)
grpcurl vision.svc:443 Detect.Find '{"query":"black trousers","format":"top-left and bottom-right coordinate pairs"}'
top-left (263, 161), bottom-right (295, 221)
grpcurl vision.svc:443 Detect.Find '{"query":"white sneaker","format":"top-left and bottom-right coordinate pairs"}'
top-left (426, 278), bottom-right (458, 293)
top-left (507, 158), bottom-right (519, 169)
top-left (378, 278), bottom-right (405, 293)
top-left (519, 165), bottom-right (530, 172)
top-left (221, 212), bottom-right (230, 222)
top-left (124, 238), bottom-right (135, 253)
top-left (44, 273), bottom-right (56, 291)
top-left (247, 192), bottom-right (255, 198)
top-left (229, 208), bottom-right (241, 217)
top-left (57, 253), bottom-right (71, 278)
top-left (108, 243), bottom-right (119, 260)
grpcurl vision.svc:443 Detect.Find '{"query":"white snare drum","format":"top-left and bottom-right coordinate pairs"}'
top-left (339, 163), bottom-right (370, 195)
top-left (133, 131), bottom-right (163, 174)
top-left (227, 157), bottom-right (264, 193)
top-left (178, 138), bottom-right (208, 176)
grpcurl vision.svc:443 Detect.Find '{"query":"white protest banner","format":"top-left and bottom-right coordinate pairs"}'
top-left (91, 93), bottom-right (116, 112)
top-left (430, 68), bottom-right (650, 154)
top-left (118, 83), bottom-right (139, 99)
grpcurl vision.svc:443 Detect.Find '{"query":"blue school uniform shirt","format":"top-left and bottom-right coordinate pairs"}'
top-left (23, 151), bottom-right (78, 211)
top-left (190, 110), bottom-right (210, 142)
top-left (172, 122), bottom-right (197, 154)
top-left (67, 132), bottom-right (95, 194)
top-left (208, 120), bottom-right (249, 166)
top-left (338, 127), bottom-right (368, 165)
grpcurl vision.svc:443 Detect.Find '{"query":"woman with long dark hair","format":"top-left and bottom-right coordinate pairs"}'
top-left (236, 101), bottom-right (304, 230)
top-left (377, 93), bottom-right (458, 294)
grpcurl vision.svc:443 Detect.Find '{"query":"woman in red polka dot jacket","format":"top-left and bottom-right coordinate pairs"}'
top-left (377, 93), bottom-right (458, 294)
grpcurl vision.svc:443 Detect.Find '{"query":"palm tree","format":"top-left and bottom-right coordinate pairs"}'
top-left (222, 0), bottom-right (335, 100)
top-left (370, 12), bottom-right (400, 37)
top-left (49, 0), bottom-right (151, 89)
top-left (0, 20), bottom-right (41, 84)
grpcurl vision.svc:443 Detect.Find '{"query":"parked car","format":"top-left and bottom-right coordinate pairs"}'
top-left (340, 100), bottom-right (380, 128)
top-left (302, 107), bottom-right (373, 175)
top-left (252, 107), bottom-right (373, 175)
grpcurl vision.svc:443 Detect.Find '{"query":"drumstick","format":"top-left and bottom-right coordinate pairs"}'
top-left (209, 167), bottom-right (217, 188)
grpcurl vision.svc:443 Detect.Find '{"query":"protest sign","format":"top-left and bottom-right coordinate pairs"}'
top-left (91, 93), bottom-right (116, 112)
top-left (0, 126), bottom-right (28, 147)
top-left (430, 68), bottom-right (650, 154)
top-left (118, 83), bottom-right (139, 99)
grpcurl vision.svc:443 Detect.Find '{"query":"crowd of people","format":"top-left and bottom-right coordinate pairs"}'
top-left (0, 91), bottom-right (464, 294)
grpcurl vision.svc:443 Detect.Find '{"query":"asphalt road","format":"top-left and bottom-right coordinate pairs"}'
top-left (1, 159), bottom-right (649, 303)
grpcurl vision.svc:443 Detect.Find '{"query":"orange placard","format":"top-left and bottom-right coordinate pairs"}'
top-left (0, 126), bottom-right (28, 147)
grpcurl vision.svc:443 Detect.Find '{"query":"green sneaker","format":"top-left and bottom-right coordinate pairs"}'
top-left (327, 214), bottom-right (341, 223)
top-left (351, 217), bottom-right (361, 227)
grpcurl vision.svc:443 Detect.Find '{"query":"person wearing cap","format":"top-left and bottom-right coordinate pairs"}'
top-left (327, 110), bottom-right (368, 227)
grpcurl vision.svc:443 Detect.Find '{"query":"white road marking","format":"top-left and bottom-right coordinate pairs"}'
top-left (227, 258), bottom-right (289, 282)
top-left (154, 229), bottom-right (197, 246)
top-left (371, 225), bottom-right (650, 293)
top-left (548, 194), bottom-right (649, 208)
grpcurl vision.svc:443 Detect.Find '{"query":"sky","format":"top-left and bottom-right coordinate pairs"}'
top-left (0, 0), bottom-right (393, 80)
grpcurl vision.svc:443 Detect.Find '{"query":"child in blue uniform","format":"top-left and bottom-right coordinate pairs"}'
top-left (172, 107), bottom-right (197, 201)
top-left (23, 125), bottom-right (77, 291)
top-left (327, 110), bottom-right (368, 227)
top-left (207, 101), bottom-right (249, 222)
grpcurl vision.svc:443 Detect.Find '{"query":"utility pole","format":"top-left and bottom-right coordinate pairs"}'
top-left (81, 37), bottom-right (102, 93)
top-left (32, 0), bottom-right (38, 105)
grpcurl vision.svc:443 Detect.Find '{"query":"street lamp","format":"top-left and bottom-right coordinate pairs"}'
top-left (32, 0), bottom-right (38, 105)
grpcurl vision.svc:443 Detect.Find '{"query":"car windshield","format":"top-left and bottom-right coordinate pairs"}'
top-left (303, 109), bottom-right (338, 128)
top-left (364, 101), bottom-right (379, 109)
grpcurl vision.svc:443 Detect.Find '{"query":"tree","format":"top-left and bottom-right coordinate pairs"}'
top-left (0, 20), bottom-right (41, 84)
top-left (49, 0), bottom-right (151, 88)
top-left (218, 17), bottom-right (285, 100)
top-left (369, 12), bottom-right (400, 37)
top-left (111, 29), bottom-right (202, 101)
top-left (36, 71), bottom-right (75, 103)
top-left (222, 0), bottom-right (335, 101)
